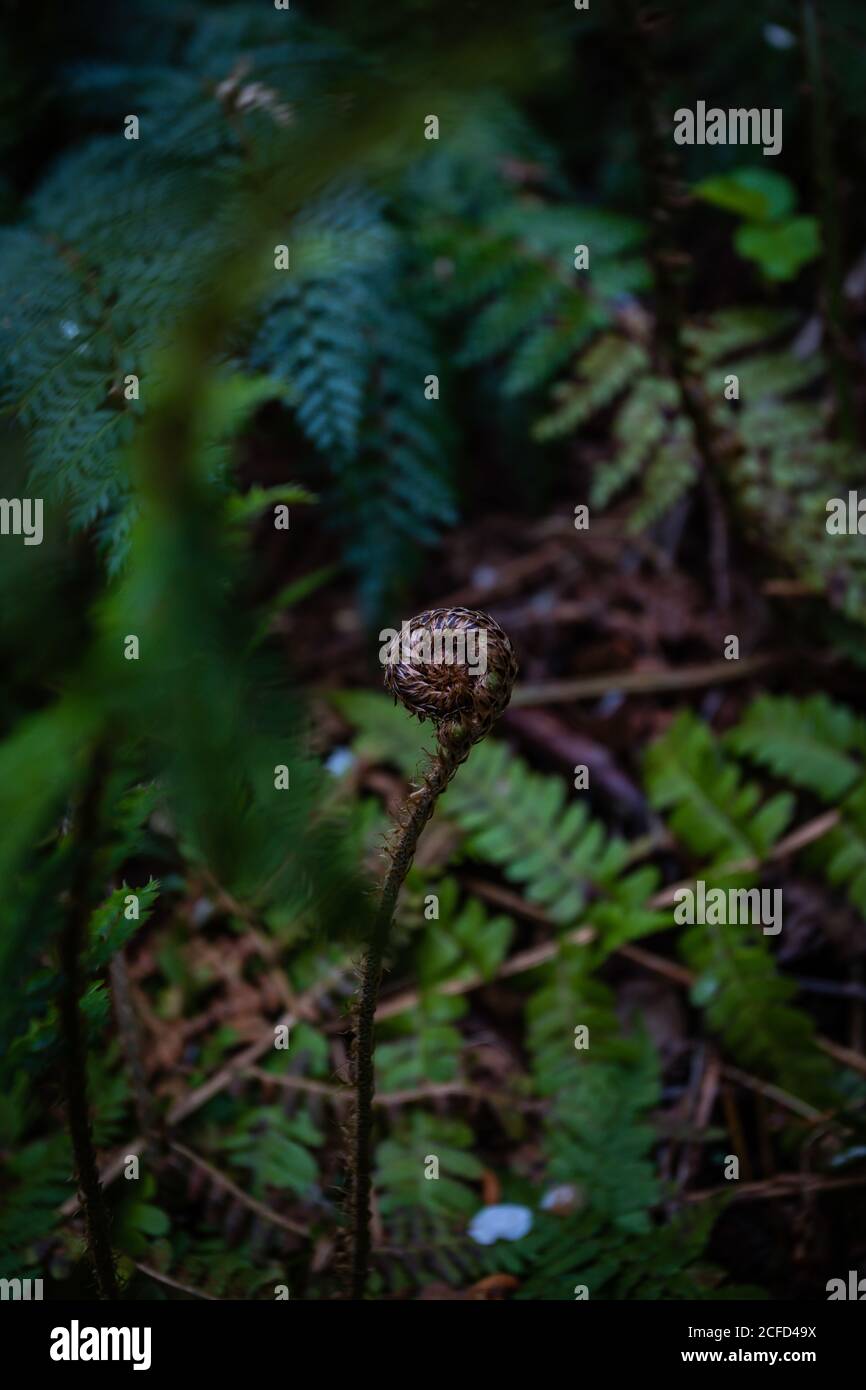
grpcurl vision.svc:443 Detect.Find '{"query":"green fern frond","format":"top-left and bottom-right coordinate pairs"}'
top-left (628, 419), bottom-right (698, 531)
top-left (0, 1132), bottom-right (71, 1277)
top-left (251, 184), bottom-right (456, 617)
top-left (727, 694), bottom-right (866, 802)
top-left (334, 690), bottom-right (665, 949)
top-left (682, 906), bottom-right (834, 1102)
top-left (646, 713), bottom-right (834, 1103)
top-left (499, 1205), bottom-right (745, 1300)
top-left (88, 880), bottom-right (160, 970)
top-left (684, 307), bottom-right (797, 364)
top-left (415, 185), bottom-right (646, 402)
top-left (375, 1113), bottom-right (485, 1220)
top-left (591, 375), bottom-right (676, 508)
top-left (370, 1210), bottom-right (490, 1295)
top-left (503, 297), bottom-right (594, 396)
top-left (212, 1102), bottom-right (323, 1199)
top-left (534, 336), bottom-right (649, 441)
top-left (808, 784), bottom-right (866, 916)
top-left (528, 943), bottom-right (660, 1229)
top-left (645, 710), bottom-right (795, 865)
top-left (413, 878), bottom-right (515, 987)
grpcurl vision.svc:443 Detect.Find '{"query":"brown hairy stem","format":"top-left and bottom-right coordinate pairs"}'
top-left (801, 0), bottom-right (856, 441)
top-left (344, 608), bottom-right (517, 1299)
top-left (616, 0), bottom-right (745, 608)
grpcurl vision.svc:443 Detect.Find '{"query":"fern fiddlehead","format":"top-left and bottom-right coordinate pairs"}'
top-left (345, 608), bottom-right (517, 1298)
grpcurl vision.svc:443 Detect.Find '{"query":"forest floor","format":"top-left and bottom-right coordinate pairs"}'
top-left (110, 486), bottom-right (866, 1300)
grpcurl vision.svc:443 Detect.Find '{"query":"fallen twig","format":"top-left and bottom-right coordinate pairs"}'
top-left (512, 652), bottom-right (785, 706)
top-left (684, 1172), bottom-right (866, 1204)
top-left (168, 1139), bottom-right (308, 1237)
top-left (134, 1261), bottom-right (220, 1301)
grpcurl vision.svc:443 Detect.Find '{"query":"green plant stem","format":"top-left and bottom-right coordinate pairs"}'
top-left (58, 743), bottom-right (118, 1300)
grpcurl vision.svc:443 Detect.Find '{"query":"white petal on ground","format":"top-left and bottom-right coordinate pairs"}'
top-left (540, 1183), bottom-right (580, 1212)
top-left (468, 1203), bottom-right (534, 1246)
top-left (324, 747), bottom-right (356, 777)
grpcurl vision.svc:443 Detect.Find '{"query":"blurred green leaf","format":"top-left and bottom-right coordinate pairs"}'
top-left (734, 215), bottom-right (820, 280)
top-left (693, 166), bottom-right (795, 221)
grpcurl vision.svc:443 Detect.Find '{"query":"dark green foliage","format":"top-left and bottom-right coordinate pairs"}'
top-left (337, 689), bottom-right (667, 954)
top-left (217, 1104), bottom-right (323, 1199)
top-left (4, 2), bottom-right (865, 622)
top-left (645, 712), bottom-right (840, 1104)
top-left (250, 184), bottom-right (456, 617)
top-left (0, 8), bottom-right (462, 616)
top-left (728, 696), bottom-right (866, 916)
top-left (376, 1114), bottom-right (485, 1220)
top-left (527, 945), bottom-right (661, 1231)
top-left (727, 693), bottom-right (866, 801)
top-left (0, 137), bottom-right (230, 561)
top-left (344, 688), bottom-right (860, 1110)
top-left (0, 1049), bottom-right (130, 1278)
top-left (0, 1110), bottom-right (71, 1279)
top-left (496, 1205), bottom-right (744, 1302)
top-left (139, 1241), bottom-right (287, 1302)
top-left (409, 102), bottom-right (649, 422)
top-left (404, 876), bottom-right (514, 986)
top-left (4, 0), bottom-right (866, 1306)
top-left (645, 709), bottom-right (795, 866)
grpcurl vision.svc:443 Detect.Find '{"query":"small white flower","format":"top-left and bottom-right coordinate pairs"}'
top-left (468, 1203), bottom-right (533, 1246)
top-left (764, 23), bottom-right (796, 50)
top-left (325, 746), bottom-right (355, 778)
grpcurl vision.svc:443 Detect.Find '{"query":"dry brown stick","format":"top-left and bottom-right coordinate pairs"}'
top-left (110, 952), bottom-right (158, 1140)
top-left (675, 1048), bottom-right (721, 1194)
top-left (756, 1093), bottom-right (776, 1178)
top-left (617, 943), bottom-right (694, 989)
top-left (762, 578), bottom-right (818, 597)
top-left (720, 1065), bottom-right (824, 1123)
top-left (370, 932), bottom-right (591, 1023)
top-left (245, 1067), bottom-right (539, 1112)
top-left (134, 1261), bottom-right (220, 1301)
top-left (512, 653), bottom-right (785, 707)
top-left (375, 1081), bottom-right (539, 1110)
top-left (247, 1069), bottom-right (344, 1100)
top-left (167, 961), bottom-right (347, 1127)
top-left (684, 1172), bottom-right (866, 1204)
top-left (168, 1140), bottom-right (308, 1237)
top-left (816, 1036), bottom-right (866, 1076)
top-left (368, 916), bottom-right (866, 1087)
top-left (434, 544), bottom-right (566, 610)
top-left (721, 1082), bottom-right (753, 1183)
top-left (756, 808), bottom-right (842, 862)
